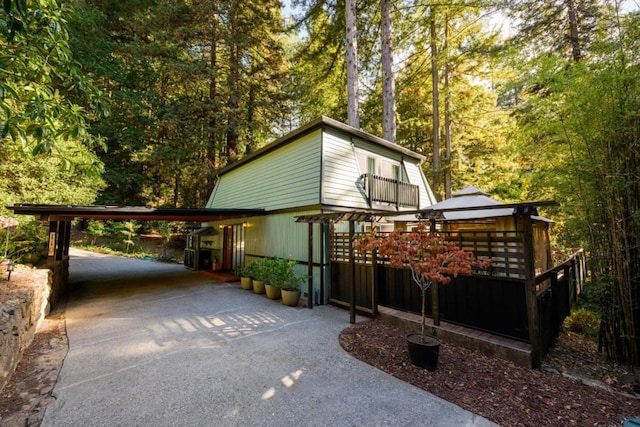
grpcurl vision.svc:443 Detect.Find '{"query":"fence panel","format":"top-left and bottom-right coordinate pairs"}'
top-left (330, 261), bottom-right (374, 311)
top-left (377, 266), bottom-right (529, 341)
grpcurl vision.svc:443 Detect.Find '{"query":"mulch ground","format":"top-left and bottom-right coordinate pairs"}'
top-left (339, 319), bottom-right (640, 426)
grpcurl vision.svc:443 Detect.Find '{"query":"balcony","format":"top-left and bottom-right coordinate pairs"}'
top-left (360, 173), bottom-right (420, 210)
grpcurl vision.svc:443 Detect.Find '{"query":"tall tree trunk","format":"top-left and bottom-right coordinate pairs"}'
top-left (443, 11), bottom-right (451, 199)
top-left (430, 7), bottom-right (441, 200)
top-left (567, 0), bottom-right (581, 62)
top-left (345, 0), bottom-right (359, 128)
top-left (208, 6), bottom-right (219, 171)
top-left (226, 0), bottom-right (240, 164)
top-left (246, 71), bottom-right (256, 154)
top-left (381, 0), bottom-right (396, 143)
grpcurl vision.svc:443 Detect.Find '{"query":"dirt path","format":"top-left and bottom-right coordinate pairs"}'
top-left (0, 303), bottom-right (68, 427)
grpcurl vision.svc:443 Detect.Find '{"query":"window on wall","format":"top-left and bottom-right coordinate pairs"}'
top-left (356, 149), bottom-right (406, 182)
top-left (367, 157), bottom-right (376, 175)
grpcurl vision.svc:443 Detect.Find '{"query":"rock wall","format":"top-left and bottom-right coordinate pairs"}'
top-left (0, 267), bottom-right (52, 391)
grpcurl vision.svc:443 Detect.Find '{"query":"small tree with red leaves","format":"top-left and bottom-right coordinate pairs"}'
top-left (354, 224), bottom-right (491, 341)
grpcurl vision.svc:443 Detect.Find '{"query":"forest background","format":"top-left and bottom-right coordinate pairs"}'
top-left (1, 0), bottom-right (639, 365)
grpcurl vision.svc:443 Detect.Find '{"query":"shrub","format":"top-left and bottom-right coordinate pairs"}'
top-left (267, 257), bottom-right (307, 291)
top-left (563, 307), bottom-right (600, 340)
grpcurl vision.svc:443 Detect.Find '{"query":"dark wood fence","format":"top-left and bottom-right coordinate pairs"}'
top-left (536, 250), bottom-right (585, 354)
top-left (366, 266), bottom-right (529, 341)
top-left (329, 229), bottom-right (587, 353)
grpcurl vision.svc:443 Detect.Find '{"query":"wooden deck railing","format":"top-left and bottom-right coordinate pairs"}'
top-left (360, 174), bottom-right (420, 209)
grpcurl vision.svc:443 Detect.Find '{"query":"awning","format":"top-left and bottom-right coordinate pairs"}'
top-left (7, 204), bottom-right (265, 222)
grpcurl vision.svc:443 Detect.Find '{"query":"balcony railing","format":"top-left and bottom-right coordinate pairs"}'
top-left (360, 173), bottom-right (420, 209)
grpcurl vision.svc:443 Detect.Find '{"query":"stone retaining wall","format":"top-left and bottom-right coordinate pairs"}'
top-left (0, 267), bottom-right (52, 391)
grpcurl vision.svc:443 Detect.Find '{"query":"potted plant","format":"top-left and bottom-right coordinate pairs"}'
top-left (235, 264), bottom-right (254, 290)
top-left (251, 258), bottom-right (269, 294)
top-left (355, 224), bottom-right (490, 371)
top-left (262, 258), bottom-right (281, 300)
top-left (269, 258), bottom-right (307, 307)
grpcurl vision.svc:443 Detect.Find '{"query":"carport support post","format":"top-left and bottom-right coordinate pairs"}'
top-left (47, 220), bottom-right (58, 267)
top-left (521, 212), bottom-right (541, 369)
top-left (307, 222), bottom-right (313, 309)
top-left (349, 220), bottom-right (356, 324)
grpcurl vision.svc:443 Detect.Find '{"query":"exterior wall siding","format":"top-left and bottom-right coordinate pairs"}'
top-left (204, 210), bottom-right (329, 304)
top-left (321, 129), bottom-right (370, 209)
top-left (207, 131), bottom-right (322, 210)
top-left (404, 161), bottom-right (437, 209)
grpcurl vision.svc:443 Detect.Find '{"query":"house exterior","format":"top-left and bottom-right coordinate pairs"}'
top-left (201, 116), bottom-right (437, 304)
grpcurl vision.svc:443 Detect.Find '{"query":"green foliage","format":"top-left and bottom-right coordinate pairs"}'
top-left (106, 221), bottom-right (140, 253)
top-left (240, 257), bottom-right (306, 289)
top-left (86, 220), bottom-right (106, 245)
top-left (67, 0), bottom-right (290, 207)
top-left (246, 258), bottom-right (272, 283)
top-left (265, 257), bottom-right (307, 291)
top-left (563, 307), bottom-right (601, 341)
top-left (0, 0), bottom-right (108, 173)
top-left (577, 279), bottom-right (609, 315)
top-left (499, 5), bottom-right (640, 363)
top-left (2, 217), bottom-right (48, 264)
top-left (0, 138), bottom-right (105, 208)
top-left (150, 221), bottom-right (176, 260)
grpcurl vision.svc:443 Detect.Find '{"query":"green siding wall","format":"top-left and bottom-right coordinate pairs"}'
top-left (205, 210), bottom-right (328, 304)
top-left (208, 131), bottom-right (322, 210)
top-left (321, 129), bottom-right (370, 209)
top-left (404, 161), bottom-right (437, 208)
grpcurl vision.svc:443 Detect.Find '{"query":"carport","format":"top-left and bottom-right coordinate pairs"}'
top-left (7, 204), bottom-right (264, 306)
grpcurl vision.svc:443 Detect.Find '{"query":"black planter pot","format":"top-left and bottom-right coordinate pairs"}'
top-left (405, 333), bottom-right (442, 371)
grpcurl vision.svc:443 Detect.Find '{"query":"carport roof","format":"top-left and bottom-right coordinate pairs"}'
top-left (7, 204), bottom-right (265, 222)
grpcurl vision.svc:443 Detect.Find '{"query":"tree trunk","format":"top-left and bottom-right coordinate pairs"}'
top-left (226, 0), bottom-right (239, 163)
top-left (381, 0), bottom-right (396, 143)
top-left (430, 8), bottom-right (441, 200)
top-left (443, 12), bottom-right (451, 199)
top-left (208, 7), bottom-right (219, 172)
top-left (345, 0), bottom-right (359, 128)
top-left (567, 0), bottom-right (581, 62)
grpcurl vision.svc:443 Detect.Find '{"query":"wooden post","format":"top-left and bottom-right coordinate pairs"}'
top-left (47, 220), bottom-right (58, 268)
top-left (429, 218), bottom-right (440, 326)
top-left (521, 213), bottom-right (541, 369)
top-left (372, 247), bottom-right (378, 316)
top-left (58, 220), bottom-right (71, 260)
top-left (307, 222), bottom-right (313, 309)
top-left (64, 221), bottom-right (71, 258)
top-left (320, 223), bottom-right (325, 305)
top-left (569, 257), bottom-right (576, 305)
top-left (349, 220), bottom-right (356, 324)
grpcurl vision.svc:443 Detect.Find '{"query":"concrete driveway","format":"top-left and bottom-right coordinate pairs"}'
top-left (42, 249), bottom-right (496, 427)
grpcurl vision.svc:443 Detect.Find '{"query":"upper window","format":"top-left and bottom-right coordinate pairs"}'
top-left (356, 149), bottom-right (407, 182)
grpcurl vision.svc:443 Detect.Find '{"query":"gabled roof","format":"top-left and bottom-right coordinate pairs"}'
top-left (424, 186), bottom-right (554, 222)
top-left (214, 116), bottom-right (426, 177)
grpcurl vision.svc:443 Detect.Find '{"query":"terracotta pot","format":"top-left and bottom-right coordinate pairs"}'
top-left (240, 277), bottom-right (253, 290)
top-left (252, 280), bottom-right (266, 294)
top-left (405, 333), bottom-right (442, 371)
top-left (281, 289), bottom-right (300, 307)
top-left (265, 284), bottom-right (281, 300)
